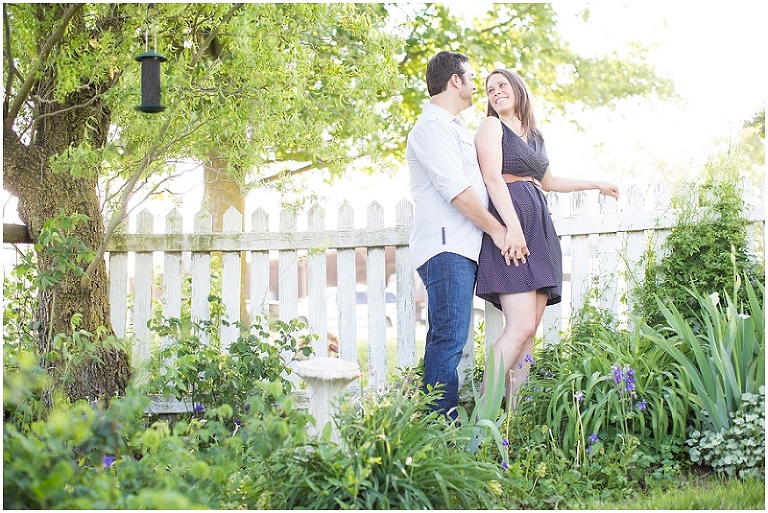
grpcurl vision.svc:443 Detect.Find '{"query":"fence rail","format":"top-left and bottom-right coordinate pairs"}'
top-left (105, 179), bottom-right (765, 403)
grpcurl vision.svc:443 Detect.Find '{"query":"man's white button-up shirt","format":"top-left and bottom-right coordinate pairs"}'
top-left (407, 103), bottom-right (489, 269)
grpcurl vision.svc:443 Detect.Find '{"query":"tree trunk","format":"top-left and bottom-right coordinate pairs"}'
top-left (202, 154), bottom-right (250, 323)
top-left (3, 92), bottom-right (130, 405)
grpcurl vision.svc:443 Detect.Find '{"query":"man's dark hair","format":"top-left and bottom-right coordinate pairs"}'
top-left (426, 51), bottom-right (469, 97)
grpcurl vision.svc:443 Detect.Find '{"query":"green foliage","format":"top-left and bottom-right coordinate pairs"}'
top-left (3, 211), bottom-right (124, 390)
top-left (686, 388), bottom-right (765, 479)
top-left (455, 350), bottom-right (509, 463)
top-left (392, 3), bottom-right (672, 163)
top-left (266, 378), bottom-right (505, 509)
top-left (498, 421), bottom-right (644, 509)
top-left (147, 311), bottom-right (313, 417)
top-left (516, 309), bottom-right (691, 456)
top-left (642, 274), bottom-right (765, 434)
top-left (636, 174), bottom-right (764, 328)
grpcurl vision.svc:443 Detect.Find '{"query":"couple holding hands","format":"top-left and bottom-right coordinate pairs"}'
top-left (408, 51), bottom-right (619, 417)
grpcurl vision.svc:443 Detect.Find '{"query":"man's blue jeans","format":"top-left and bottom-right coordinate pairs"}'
top-left (417, 252), bottom-right (476, 417)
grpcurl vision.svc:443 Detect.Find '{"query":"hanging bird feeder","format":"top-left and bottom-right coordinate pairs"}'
top-left (135, 3), bottom-right (167, 113)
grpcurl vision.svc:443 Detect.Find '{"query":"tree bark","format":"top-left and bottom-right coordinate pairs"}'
top-left (2, 5), bottom-right (131, 403)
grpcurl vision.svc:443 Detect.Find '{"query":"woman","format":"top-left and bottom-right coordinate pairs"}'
top-left (474, 68), bottom-right (620, 409)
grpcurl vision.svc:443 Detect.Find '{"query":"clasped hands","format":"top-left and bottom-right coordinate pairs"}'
top-left (494, 228), bottom-right (529, 267)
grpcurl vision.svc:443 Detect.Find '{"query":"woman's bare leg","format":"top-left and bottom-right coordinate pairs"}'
top-left (481, 291), bottom-right (548, 409)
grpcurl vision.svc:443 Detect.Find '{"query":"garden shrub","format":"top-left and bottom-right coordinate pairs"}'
top-left (263, 376), bottom-right (507, 509)
top-left (147, 311), bottom-right (314, 418)
top-left (686, 388), bottom-right (765, 479)
top-left (635, 171), bottom-right (764, 328)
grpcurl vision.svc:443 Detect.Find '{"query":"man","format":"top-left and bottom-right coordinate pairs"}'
top-left (407, 51), bottom-right (511, 417)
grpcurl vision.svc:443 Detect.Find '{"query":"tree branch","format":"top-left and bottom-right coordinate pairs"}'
top-left (188, 3), bottom-right (244, 69)
top-left (3, 4), bottom-right (19, 116)
top-left (259, 161), bottom-right (325, 184)
top-left (4, 3), bottom-right (83, 132)
top-left (82, 117), bottom-right (172, 282)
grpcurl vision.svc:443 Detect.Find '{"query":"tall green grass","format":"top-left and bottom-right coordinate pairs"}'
top-left (587, 474), bottom-right (765, 510)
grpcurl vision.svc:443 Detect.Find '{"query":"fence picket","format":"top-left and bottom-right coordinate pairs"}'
top-left (541, 191), bottom-right (562, 346)
top-left (395, 199), bottom-right (415, 370)
top-left (221, 207), bottom-right (242, 348)
top-left (570, 191), bottom-right (591, 313)
top-left (336, 202), bottom-right (357, 363)
top-left (366, 201), bottom-right (387, 390)
top-left (624, 185), bottom-right (647, 319)
top-left (597, 194), bottom-right (619, 316)
top-left (250, 208), bottom-right (271, 320)
top-left (192, 209), bottom-right (212, 345)
top-left (108, 219), bottom-right (129, 339)
top-left (133, 210), bottom-right (154, 372)
top-left (307, 204), bottom-right (328, 356)
top-left (162, 209), bottom-right (183, 356)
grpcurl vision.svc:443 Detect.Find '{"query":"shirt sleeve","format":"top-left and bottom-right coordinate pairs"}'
top-left (409, 119), bottom-right (472, 203)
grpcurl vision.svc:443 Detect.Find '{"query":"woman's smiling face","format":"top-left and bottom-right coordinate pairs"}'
top-left (485, 73), bottom-right (516, 115)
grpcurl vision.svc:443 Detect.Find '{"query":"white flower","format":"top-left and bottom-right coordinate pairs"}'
top-left (709, 292), bottom-right (720, 306)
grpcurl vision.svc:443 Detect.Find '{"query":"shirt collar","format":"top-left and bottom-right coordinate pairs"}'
top-left (423, 103), bottom-right (463, 125)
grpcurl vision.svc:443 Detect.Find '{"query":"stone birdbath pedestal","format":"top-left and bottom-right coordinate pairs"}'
top-left (293, 357), bottom-right (361, 443)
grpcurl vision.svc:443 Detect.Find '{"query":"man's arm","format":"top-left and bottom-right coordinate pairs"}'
top-left (451, 187), bottom-right (511, 261)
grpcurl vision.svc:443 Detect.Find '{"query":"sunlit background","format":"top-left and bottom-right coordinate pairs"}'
top-left (3, 2), bottom-right (765, 230)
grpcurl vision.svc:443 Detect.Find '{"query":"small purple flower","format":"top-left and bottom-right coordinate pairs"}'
top-left (574, 391), bottom-right (584, 403)
top-left (635, 399), bottom-right (647, 411)
top-left (588, 433), bottom-right (600, 444)
top-left (102, 455), bottom-right (116, 468)
top-left (244, 403), bottom-right (251, 413)
top-left (524, 354), bottom-right (536, 365)
top-left (525, 394), bottom-right (532, 401)
top-left (611, 364), bottom-right (623, 384)
top-left (234, 418), bottom-right (242, 426)
top-left (586, 444), bottom-right (594, 454)
top-left (502, 438), bottom-right (510, 447)
top-left (501, 461), bottom-right (509, 470)
top-left (518, 363), bottom-right (523, 370)
top-left (193, 403), bottom-right (205, 415)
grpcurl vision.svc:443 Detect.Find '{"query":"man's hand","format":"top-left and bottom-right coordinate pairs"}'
top-left (489, 226), bottom-right (513, 266)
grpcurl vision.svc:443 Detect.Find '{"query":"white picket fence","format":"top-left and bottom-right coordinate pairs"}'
top-left (105, 179), bottom-right (765, 408)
